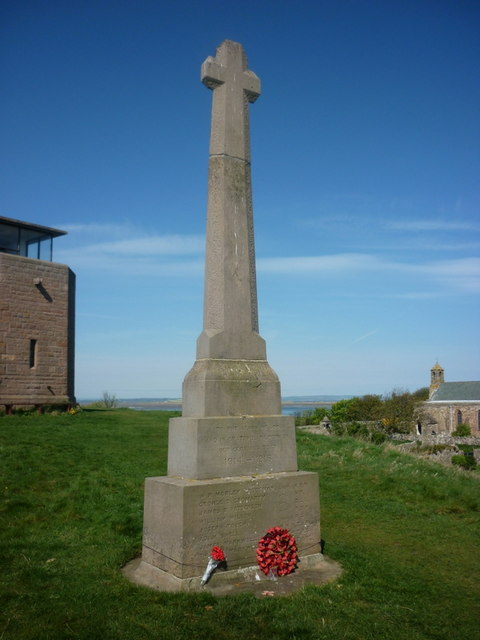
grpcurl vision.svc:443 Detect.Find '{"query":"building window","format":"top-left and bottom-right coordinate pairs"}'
top-left (0, 223), bottom-right (20, 254)
top-left (29, 339), bottom-right (37, 368)
top-left (26, 236), bottom-right (52, 261)
top-left (457, 410), bottom-right (463, 425)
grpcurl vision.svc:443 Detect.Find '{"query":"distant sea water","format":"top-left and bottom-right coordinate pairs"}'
top-left (126, 404), bottom-right (331, 416)
top-left (282, 404), bottom-right (333, 415)
top-left (79, 396), bottom-right (349, 415)
top-left (103, 398), bottom-right (343, 416)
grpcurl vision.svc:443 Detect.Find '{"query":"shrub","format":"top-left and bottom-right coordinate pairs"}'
top-left (330, 421), bottom-right (347, 436)
top-left (370, 430), bottom-right (387, 445)
top-left (294, 406), bottom-right (330, 427)
top-left (451, 454), bottom-right (476, 470)
top-left (346, 422), bottom-right (370, 439)
top-left (295, 411), bottom-right (308, 427)
top-left (421, 444), bottom-right (449, 455)
top-left (310, 407), bottom-right (329, 423)
top-left (452, 423), bottom-right (471, 437)
top-left (457, 444), bottom-right (475, 454)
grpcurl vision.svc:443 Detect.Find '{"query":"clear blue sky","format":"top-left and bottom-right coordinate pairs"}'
top-left (1, 0), bottom-right (479, 399)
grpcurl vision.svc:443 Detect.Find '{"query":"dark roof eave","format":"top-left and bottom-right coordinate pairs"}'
top-left (0, 215), bottom-right (67, 238)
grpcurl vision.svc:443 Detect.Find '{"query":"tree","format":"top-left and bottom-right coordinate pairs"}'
top-left (330, 395), bottom-right (382, 424)
top-left (348, 394), bottom-right (383, 421)
top-left (381, 388), bottom-right (417, 434)
top-left (329, 398), bottom-right (356, 424)
top-left (102, 392), bottom-right (118, 409)
top-left (412, 387), bottom-right (429, 402)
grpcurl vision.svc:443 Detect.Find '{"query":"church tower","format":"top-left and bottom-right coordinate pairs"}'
top-left (429, 362), bottom-right (444, 398)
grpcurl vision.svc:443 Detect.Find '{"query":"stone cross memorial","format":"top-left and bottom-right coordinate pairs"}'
top-left (129, 40), bottom-right (326, 593)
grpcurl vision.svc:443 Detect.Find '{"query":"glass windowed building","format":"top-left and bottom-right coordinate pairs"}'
top-left (0, 215), bottom-right (67, 261)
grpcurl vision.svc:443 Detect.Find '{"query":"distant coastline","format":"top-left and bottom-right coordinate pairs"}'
top-left (118, 400), bottom-right (337, 409)
top-left (78, 396), bottom-right (352, 413)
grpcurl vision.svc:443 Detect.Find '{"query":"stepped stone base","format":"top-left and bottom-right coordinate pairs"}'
top-left (141, 471), bottom-right (321, 580)
top-left (123, 552), bottom-right (342, 596)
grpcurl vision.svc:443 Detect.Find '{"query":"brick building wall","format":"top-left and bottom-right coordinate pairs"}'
top-left (0, 252), bottom-right (75, 407)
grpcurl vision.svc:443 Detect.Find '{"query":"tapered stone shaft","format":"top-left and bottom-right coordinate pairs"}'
top-left (196, 39), bottom-right (265, 361)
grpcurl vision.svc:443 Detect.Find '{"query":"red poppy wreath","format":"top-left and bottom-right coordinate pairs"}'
top-left (256, 527), bottom-right (298, 577)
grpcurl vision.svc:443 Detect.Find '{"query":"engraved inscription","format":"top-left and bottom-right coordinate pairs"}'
top-left (187, 476), bottom-right (318, 554)
top-left (207, 420), bottom-right (289, 469)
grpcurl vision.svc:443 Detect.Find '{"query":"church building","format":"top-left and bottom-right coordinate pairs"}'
top-left (0, 216), bottom-right (75, 413)
top-left (417, 363), bottom-right (480, 435)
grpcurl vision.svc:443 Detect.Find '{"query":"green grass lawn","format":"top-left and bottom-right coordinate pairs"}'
top-left (1, 409), bottom-right (479, 640)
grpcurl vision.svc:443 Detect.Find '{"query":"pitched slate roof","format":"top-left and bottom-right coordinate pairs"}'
top-left (429, 381), bottom-right (480, 402)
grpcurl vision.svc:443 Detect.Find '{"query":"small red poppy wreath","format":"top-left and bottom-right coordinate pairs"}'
top-left (210, 546), bottom-right (225, 563)
top-left (200, 546), bottom-right (226, 585)
top-left (256, 527), bottom-right (298, 577)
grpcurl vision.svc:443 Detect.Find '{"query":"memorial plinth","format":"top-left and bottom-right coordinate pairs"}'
top-left (127, 40), bottom-right (329, 594)
top-left (142, 472), bottom-right (321, 581)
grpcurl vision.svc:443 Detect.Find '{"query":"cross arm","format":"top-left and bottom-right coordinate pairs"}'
top-left (201, 55), bottom-right (261, 102)
top-left (201, 57), bottom-right (226, 89)
top-left (243, 70), bottom-right (260, 103)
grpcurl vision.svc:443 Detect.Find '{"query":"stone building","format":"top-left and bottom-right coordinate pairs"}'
top-left (416, 363), bottom-right (480, 435)
top-left (0, 216), bottom-right (75, 412)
